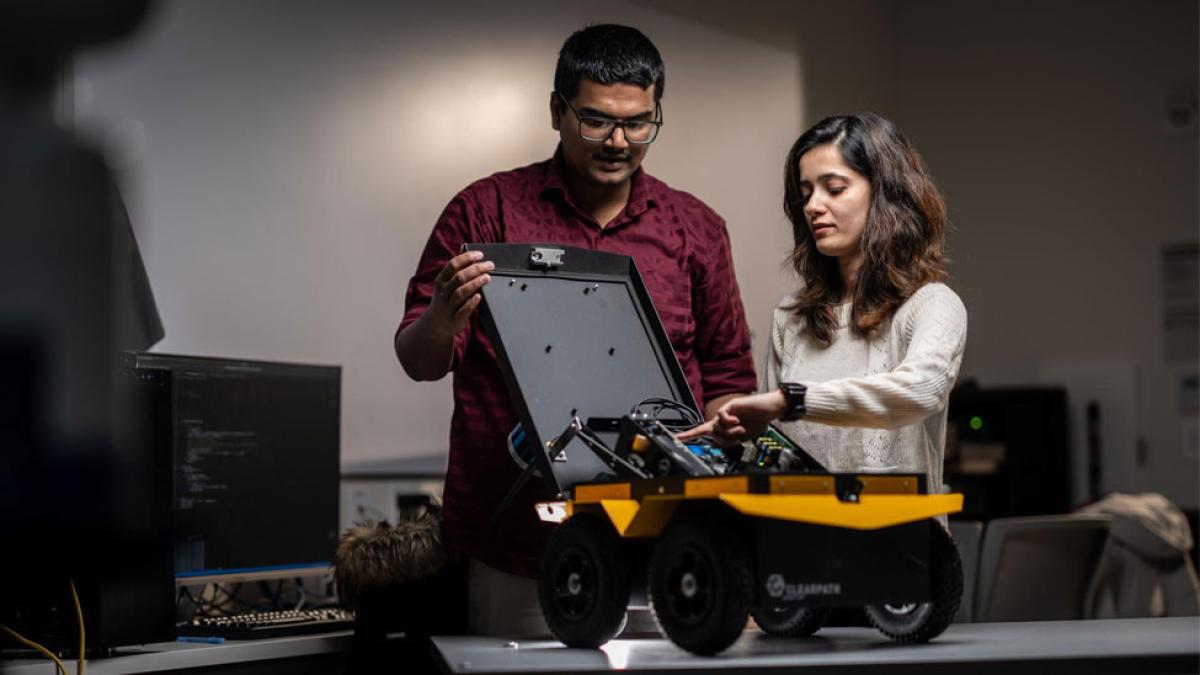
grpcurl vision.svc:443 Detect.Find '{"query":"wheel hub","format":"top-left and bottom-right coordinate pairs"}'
top-left (680, 572), bottom-right (698, 598)
top-left (661, 547), bottom-right (714, 625)
top-left (553, 547), bottom-right (597, 620)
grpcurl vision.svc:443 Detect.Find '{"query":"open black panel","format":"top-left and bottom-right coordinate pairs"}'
top-left (466, 243), bottom-right (697, 495)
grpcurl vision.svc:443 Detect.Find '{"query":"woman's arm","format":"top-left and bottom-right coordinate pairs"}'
top-left (800, 286), bottom-right (967, 430)
top-left (678, 302), bottom-right (790, 442)
top-left (680, 287), bottom-right (967, 441)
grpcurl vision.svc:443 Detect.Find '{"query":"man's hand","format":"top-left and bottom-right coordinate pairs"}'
top-left (427, 250), bottom-right (494, 337)
top-left (677, 390), bottom-right (788, 444)
top-left (394, 250), bottom-right (493, 381)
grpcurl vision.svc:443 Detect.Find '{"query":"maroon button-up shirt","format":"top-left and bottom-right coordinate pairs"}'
top-left (400, 151), bottom-right (755, 577)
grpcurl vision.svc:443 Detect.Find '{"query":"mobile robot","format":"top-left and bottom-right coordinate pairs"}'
top-left (472, 243), bottom-right (963, 656)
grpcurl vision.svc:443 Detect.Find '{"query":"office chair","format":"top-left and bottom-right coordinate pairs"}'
top-left (974, 514), bottom-right (1111, 622)
top-left (1079, 493), bottom-right (1200, 618)
top-left (949, 520), bottom-right (984, 623)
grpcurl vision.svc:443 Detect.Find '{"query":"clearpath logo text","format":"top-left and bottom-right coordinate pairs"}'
top-left (765, 573), bottom-right (842, 600)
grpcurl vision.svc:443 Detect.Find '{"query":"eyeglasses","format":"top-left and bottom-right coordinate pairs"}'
top-left (556, 91), bottom-right (663, 145)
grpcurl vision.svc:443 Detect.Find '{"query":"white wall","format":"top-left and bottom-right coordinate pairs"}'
top-left (892, 0), bottom-right (1199, 508)
top-left (78, 0), bottom-right (1199, 509)
top-left (645, 0), bottom-right (1199, 508)
top-left (76, 0), bottom-right (802, 464)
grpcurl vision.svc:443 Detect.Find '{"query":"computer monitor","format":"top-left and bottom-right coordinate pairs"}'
top-left (126, 352), bottom-right (341, 585)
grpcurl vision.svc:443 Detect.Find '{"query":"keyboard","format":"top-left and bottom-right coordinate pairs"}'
top-left (177, 607), bottom-right (355, 640)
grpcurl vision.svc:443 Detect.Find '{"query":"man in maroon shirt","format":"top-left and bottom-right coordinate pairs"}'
top-left (394, 24), bottom-right (756, 636)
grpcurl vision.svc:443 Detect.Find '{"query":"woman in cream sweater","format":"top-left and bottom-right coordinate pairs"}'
top-left (683, 112), bottom-right (966, 496)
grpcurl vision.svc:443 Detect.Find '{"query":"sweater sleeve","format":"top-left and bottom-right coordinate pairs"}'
top-left (800, 286), bottom-right (967, 430)
top-left (761, 304), bottom-right (786, 393)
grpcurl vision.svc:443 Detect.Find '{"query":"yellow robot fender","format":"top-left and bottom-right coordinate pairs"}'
top-left (718, 493), bottom-right (963, 530)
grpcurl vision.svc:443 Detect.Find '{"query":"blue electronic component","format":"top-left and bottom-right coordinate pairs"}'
top-left (507, 423), bottom-right (538, 472)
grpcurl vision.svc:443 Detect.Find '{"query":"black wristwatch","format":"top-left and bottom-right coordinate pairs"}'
top-left (779, 382), bottom-right (807, 421)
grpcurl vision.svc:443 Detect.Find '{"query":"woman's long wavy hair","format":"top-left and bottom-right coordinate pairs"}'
top-left (783, 113), bottom-right (948, 346)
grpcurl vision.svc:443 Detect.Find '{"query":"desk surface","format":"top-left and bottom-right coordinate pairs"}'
top-left (1, 631), bottom-right (353, 674)
top-left (432, 617), bottom-right (1200, 674)
top-left (5, 618), bottom-right (1197, 674)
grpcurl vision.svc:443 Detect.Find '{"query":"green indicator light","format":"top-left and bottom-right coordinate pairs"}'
top-left (969, 416), bottom-right (984, 431)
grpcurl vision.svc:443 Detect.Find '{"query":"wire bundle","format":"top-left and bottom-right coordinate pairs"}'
top-left (0, 579), bottom-right (85, 675)
top-left (631, 397), bottom-right (703, 432)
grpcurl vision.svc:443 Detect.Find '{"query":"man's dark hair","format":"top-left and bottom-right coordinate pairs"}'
top-left (554, 24), bottom-right (665, 103)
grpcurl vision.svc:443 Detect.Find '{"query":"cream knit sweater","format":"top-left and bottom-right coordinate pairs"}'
top-left (764, 282), bottom-right (967, 493)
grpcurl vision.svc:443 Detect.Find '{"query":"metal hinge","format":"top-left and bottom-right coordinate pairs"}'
top-left (529, 246), bottom-right (565, 269)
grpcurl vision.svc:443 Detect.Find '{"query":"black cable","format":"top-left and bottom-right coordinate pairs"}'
top-left (181, 586), bottom-right (224, 618)
top-left (177, 586), bottom-right (197, 622)
top-left (258, 581), bottom-right (282, 611)
top-left (214, 583), bottom-right (263, 613)
top-left (293, 578), bottom-right (306, 610)
top-left (631, 397), bottom-right (703, 431)
top-left (182, 583), bottom-right (260, 619)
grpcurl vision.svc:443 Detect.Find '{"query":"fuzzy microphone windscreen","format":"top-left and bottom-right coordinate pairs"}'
top-left (334, 501), bottom-right (453, 609)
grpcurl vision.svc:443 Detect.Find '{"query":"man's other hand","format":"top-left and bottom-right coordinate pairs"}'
top-left (428, 250), bottom-right (494, 337)
top-left (394, 250), bottom-right (493, 381)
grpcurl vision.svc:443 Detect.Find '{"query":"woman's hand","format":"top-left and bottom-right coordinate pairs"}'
top-left (676, 417), bottom-right (717, 441)
top-left (676, 390), bottom-right (789, 444)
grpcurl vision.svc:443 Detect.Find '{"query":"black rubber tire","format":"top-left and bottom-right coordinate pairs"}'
top-left (538, 514), bottom-right (631, 648)
top-left (752, 605), bottom-right (832, 637)
top-left (648, 520), bottom-right (752, 655)
top-left (864, 521), bottom-right (963, 643)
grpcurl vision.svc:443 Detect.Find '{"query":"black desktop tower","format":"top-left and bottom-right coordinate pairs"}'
top-left (944, 384), bottom-right (1071, 520)
top-left (0, 358), bottom-right (176, 655)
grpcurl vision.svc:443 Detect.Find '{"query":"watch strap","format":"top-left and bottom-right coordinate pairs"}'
top-left (779, 382), bottom-right (807, 421)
